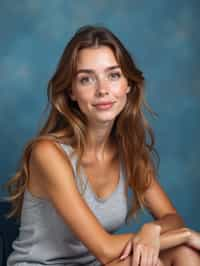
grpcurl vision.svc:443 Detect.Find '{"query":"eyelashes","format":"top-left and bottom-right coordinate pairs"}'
top-left (109, 72), bottom-right (121, 80)
top-left (78, 71), bottom-right (122, 86)
top-left (79, 76), bottom-right (93, 85)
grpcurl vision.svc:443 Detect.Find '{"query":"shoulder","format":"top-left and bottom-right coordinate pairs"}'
top-left (29, 139), bottom-right (74, 179)
top-left (28, 139), bottom-right (113, 263)
top-left (30, 139), bottom-right (70, 165)
top-left (28, 139), bottom-right (73, 198)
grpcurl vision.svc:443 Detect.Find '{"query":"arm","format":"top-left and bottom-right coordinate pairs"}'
top-left (107, 178), bottom-right (197, 263)
top-left (142, 176), bottom-right (185, 234)
top-left (160, 227), bottom-right (191, 251)
top-left (113, 227), bottom-right (192, 263)
top-left (135, 224), bottom-right (190, 251)
top-left (29, 140), bottom-right (135, 265)
top-left (116, 176), bottom-right (188, 262)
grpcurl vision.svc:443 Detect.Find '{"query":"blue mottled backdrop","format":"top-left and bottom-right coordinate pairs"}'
top-left (0, 0), bottom-right (199, 233)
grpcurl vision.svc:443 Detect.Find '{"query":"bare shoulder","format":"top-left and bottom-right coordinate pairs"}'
top-left (28, 139), bottom-right (72, 199)
top-left (30, 139), bottom-right (68, 161)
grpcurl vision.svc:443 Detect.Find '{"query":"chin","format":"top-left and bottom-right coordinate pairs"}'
top-left (94, 113), bottom-right (118, 123)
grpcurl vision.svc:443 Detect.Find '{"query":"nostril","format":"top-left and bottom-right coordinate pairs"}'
top-left (97, 91), bottom-right (109, 96)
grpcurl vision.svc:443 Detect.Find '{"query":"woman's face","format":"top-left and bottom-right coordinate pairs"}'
top-left (70, 45), bottom-right (130, 124)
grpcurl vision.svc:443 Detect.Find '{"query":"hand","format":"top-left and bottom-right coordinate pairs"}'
top-left (186, 228), bottom-right (200, 250)
top-left (120, 223), bottom-right (161, 266)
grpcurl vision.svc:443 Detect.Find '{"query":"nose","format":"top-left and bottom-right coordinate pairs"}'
top-left (95, 77), bottom-right (109, 96)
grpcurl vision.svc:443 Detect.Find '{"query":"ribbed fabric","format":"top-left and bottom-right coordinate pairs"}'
top-left (7, 143), bottom-right (128, 266)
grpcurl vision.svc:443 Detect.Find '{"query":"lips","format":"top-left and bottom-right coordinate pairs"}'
top-left (93, 101), bottom-right (114, 106)
top-left (93, 102), bottom-right (115, 110)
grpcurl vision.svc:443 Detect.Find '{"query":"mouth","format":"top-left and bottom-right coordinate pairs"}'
top-left (93, 102), bottom-right (115, 110)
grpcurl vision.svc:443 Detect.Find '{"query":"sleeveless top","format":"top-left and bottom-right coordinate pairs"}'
top-left (7, 143), bottom-right (129, 266)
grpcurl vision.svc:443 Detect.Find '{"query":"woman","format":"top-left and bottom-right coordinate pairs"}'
top-left (5, 25), bottom-right (200, 266)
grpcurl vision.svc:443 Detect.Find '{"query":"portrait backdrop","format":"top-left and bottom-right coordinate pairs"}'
top-left (0, 0), bottom-right (199, 233)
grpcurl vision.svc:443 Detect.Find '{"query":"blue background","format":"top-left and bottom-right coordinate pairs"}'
top-left (0, 0), bottom-right (199, 233)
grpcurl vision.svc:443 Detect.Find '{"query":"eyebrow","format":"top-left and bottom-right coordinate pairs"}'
top-left (75, 65), bottom-right (120, 76)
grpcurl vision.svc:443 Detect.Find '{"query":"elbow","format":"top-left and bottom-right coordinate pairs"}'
top-left (164, 212), bottom-right (186, 229)
top-left (98, 249), bottom-right (113, 265)
top-left (171, 212), bottom-right (186, 227)
top-left (96, 233), bottom-right (133, 264)
top-left (98, 236), bottom-right (117, 265)
top-left (98, 255), bottom-right (111, 266)
top-left (97, 251), bottom-right (112, 265)
top-left (99, 252), bottom-right (116, 266)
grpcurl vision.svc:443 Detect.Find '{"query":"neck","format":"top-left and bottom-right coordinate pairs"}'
top-left (84, 120), bottom-right (115, 162)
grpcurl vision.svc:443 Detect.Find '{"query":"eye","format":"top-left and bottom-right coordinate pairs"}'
top-left (109, 72), bottom-right (121, 80)
top-left (79, 76), bottom-right (93, 85)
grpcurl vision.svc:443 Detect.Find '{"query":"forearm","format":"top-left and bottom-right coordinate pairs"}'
top-left (160, 227), bottom-right (190, 251)
top-left (103, 226), bottom-right (190, 264)
top-left (102, 232), bottom-right (134, 265)
top-left (149, 213), bottom-right (185, 234)
top-left (104, 228), bottom-right (190, 263)
top-left (103, 212), bottom-right (188, 262)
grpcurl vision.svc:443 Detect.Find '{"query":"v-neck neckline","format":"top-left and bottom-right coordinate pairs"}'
top-left (80, 160), bottom-right (122, 203)
top-left (61, 143), bottom-right (122, 203)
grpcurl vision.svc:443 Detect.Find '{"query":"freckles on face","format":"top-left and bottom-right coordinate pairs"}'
top-left (70, 46), bottom-right (129, 121)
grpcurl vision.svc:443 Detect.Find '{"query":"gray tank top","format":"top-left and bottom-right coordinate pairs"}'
top-left (7, 143), bottom-right (128, 266)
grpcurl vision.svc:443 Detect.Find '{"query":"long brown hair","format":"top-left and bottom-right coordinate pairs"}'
top-left (4, 24), bottom-right (159, 224)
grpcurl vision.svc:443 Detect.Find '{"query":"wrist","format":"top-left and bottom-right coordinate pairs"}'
top-left (143, 222), bottom-right (162, 233)
top-left (181, 227), bottom-right (192, 243)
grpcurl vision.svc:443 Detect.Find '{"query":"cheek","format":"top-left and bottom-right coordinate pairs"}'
top-left (112, 85), bottom-right (129, 110)
top-left (112, 79), bottom-right (129, 96)
top-left (73, 87), bottom-right (89, 102)
top-left (112, 85), bottom-right (129, 100)
top-left (118, 95), bottom-right (128, 110)
top-left (74, 90), bottom-right (94, 111)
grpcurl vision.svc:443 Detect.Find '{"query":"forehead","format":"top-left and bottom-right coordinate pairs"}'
top-left (75, 46), bottom-right (119, 71)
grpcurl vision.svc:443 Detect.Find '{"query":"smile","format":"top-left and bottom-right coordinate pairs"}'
top-left (93, 102), bottom-right (114, 110)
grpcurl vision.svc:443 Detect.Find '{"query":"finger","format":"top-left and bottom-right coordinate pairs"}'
top-left (119, 240), bottom-right (132, 260)
top-left (157, 258), bottom-right (163, 266)
top-left (148, 250), bottom-right (155, 266)
top-left (155, 258), bottom-right (161, 266)
top-left (132, 244), bottom-right (141, 266)
top-left (139, 246), bottom-right (148, 266)
top-left (152, 253), bottom-right (159, 266)
top-left (151, 249), bottom-right (159, 266)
